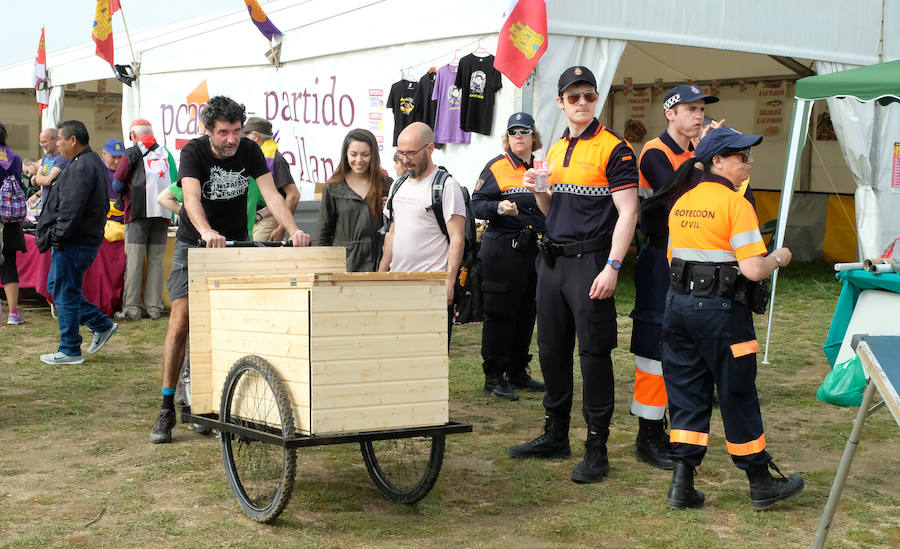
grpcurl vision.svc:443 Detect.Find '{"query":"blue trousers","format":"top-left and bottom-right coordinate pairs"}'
top-left (48, 245), bottom-right (114, 356)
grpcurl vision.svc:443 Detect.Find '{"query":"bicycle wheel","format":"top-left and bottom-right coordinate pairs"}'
top-left (360, 434), bottom-right (445, 503)
top-left (220, 355), bottom-right (296, 522)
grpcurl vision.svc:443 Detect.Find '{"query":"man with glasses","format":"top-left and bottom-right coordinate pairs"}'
top-left (379, 121), bottom-right (466, 339)
top-left (509, 66), bottom-right (639, 485)
top-left (629, 85), bottom-right (720, 471)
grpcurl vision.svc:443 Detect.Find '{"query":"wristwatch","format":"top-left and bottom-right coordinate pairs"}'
top-left (496, 204), bottom-right (506, 216)
top-left (606, 259), bottom-right (622, 270)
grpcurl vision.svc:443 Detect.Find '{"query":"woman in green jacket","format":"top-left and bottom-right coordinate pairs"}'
top-left (315, 129), bottom-right (391, 272)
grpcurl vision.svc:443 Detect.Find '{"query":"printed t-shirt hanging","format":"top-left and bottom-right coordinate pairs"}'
top-left (432, 64), bottom-right (471, 145)
top-left (387, 79), bottom-right (419, 146)
top-left (454, 54), bottom-right (503, 135)
top-left (414, 71), bottom-right (437, 129)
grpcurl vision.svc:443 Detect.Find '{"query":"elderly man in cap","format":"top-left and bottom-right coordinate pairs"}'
top-left (628, 85), bottom-right (721, 471)
top-left (510, 66), bottom-right (639, 485)
top-left (243, 117), bottom-right (300, 241)
top-left (112, 118), bottom-right (177, 321)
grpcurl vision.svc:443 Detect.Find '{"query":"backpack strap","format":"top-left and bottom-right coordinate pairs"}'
top-left (428, 168), bottom-right (451, 242)
top-left (383, 172), bottom-right (410, 232)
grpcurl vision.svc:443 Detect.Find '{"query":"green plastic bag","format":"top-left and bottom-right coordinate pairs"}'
top-left (816, 356), bottom-right (866, 407)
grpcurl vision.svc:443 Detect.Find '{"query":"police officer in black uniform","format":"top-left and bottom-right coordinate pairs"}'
top-left (472, 112), bottom-right (547, 401)
top-left (508, 67), bottom-right (639, 485)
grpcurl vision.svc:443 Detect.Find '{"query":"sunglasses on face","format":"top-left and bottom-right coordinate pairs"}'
top-left (564, 91), bottom-right (599, 105)
top-left (507, 128), bottom-right (533, 136)
top-left (723, 149), bottom-right (752, 163)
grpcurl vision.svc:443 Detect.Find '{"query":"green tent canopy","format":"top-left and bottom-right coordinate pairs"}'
top-left (795, 58), bottom-right (900, 101)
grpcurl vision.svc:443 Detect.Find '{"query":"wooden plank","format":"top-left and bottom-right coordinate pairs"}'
top-left (310, 310), bottom-right (446, 337)
top-left (211, 350), bottom-right (311, 385)
top-left (310, 284), bottom-right (445, 313)
top-left (311, 356), bottom-right (447, 385)
top-left (311, 379), bottom-right (448, 409)
top-left (209, 308), bottom-right (309, 336)
top-left (310, 333), bottom-right (446, 361)
top-left (311, 402), bottom-right (448, 435)
top-left (207, 274), bottom-right (317, 290)
top-left (316, 272), bottom-right (448, 283)
top-left (209, 289), bottom-right (309, 312)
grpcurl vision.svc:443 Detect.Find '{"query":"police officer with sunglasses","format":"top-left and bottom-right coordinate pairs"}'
top-left (509, 66), bottom-right (639, 484)
top-left (472, 113), bottom-right (547, 401)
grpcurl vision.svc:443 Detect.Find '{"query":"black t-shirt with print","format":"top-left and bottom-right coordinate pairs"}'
top-left (454, 54), bottom-right (503, 135)
top-left (387, 79), bottom-right (420, 146)
top-left (175, 135), bottom-right (269, 243)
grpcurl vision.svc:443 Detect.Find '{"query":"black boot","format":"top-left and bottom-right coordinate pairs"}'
top-left (635, 417), bottom-right (674, 470)
top-left (571, 428), bottom-right (610, 484)
top-left (666, 461), bottom-right (705, 509)
top-left (508, 371), bottom-right (546, 392)
top-left (484, 374), bottom-right (519, 401)
top-left (509, 415), bottom-right (571, 459)
top-left (747, 462), bottom-right (804, 510)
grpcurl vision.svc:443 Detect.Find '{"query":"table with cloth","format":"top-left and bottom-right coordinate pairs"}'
top-left (823, 270), bottom-right (900, 367)
top-left (1, 234), bottom-right (126, 316)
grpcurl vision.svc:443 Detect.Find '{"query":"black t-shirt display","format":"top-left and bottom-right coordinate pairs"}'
top-left (414, 71), bottom-right (437, 129)
top-left (175, 135), bottom-right (269, 243)
top-left (387, 79), bottom-right (420, 146)
top-left (454, 54), bottom-right (503, 135)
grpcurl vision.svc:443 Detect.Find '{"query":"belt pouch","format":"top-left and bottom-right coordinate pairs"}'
top-left (690, 264), bottom-right (718, 298)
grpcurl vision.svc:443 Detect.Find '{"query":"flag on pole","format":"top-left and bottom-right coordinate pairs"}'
top-left (494, 0), bottom-right (548, 88)
top-left (34, 27), bottom-right (49, 114)
top-left (244, 0), bottom-right (282, 41)
top-left (92, 0), bottom-right (121, 67)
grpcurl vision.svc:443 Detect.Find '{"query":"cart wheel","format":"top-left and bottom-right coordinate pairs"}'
top-left (360, 434), bottom-right (446, 504)
top-left (220, 356), bottom-right (296, 523)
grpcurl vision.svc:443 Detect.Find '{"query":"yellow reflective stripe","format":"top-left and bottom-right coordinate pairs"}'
top-left (730, 340), bottom-right (759, 358)
top-left (670, 429), bottom-right (709, 446)
top-left (726, 434), bottom-right (766, 456)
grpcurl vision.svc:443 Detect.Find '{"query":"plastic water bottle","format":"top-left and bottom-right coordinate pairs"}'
top-left (532, 149), bottom-right (550, 192)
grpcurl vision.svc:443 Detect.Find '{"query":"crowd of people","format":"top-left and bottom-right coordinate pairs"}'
top-left (0, 64), bottom-right (805, 510)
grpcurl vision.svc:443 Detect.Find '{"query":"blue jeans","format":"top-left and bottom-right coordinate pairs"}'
top-left (47, 245), bottom-right (114, 356)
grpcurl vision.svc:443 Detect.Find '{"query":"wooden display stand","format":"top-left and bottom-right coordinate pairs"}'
top-left (188, 247), bottom-right (449, 435)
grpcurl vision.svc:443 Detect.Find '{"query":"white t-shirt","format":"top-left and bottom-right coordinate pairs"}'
top-left (385, 167), bottom-right (466, 272)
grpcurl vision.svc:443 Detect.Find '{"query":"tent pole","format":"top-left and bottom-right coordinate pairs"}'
top-left (762, 98), bottom-right (813, 364)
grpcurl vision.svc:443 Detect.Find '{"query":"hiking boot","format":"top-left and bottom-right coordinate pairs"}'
top-left (484, 374), bottom-right (519, 401)
top-left (150, 408), bottom-right (177, 444)
top-left (509, 415), bottom-right (571, 459)
top-left (40, 351), bottom-right (85, 365)
top-left (748, 462), bottom-right (804, 510)
top-left (571, 428), bottom-right (610, 484)
top-left (635, 417), bottom-right (674, 470)
top-left (666, 460), bottom-right (705, 509)
top-left (87, 323), bottom-right (118, 354)
top-left (508, 371), bottom-right (546, 392)
top-left (7, 311), bottom-right (24, 325)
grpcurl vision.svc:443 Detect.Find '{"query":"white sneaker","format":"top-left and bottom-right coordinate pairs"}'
top-left (87, 323), bottom-right (118, 354)
top-left (40, 352), bottom-right (85, 365)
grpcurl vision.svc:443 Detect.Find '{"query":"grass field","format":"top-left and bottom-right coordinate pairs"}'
top-left (1, 261), bottom-right (898, 548)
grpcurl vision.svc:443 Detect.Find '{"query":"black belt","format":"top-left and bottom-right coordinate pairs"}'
top-left (645, 233), bottom-right (667, 250)
top-left (539, 236), bottom-right (611, 258)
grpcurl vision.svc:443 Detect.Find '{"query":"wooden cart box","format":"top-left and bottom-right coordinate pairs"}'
top-left (188, 248), bottom-right (448, 435)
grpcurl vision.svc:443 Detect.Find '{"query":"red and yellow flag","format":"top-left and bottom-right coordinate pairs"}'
top-left (494, 0), bottom-right (548, 88)
top-left (92, 0), bottom-right (121, 67)
top-left (34, 27), bottom-right (48, 114)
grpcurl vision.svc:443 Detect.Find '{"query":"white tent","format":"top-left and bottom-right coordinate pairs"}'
top-left (1, 0), bottom-right (896, 247)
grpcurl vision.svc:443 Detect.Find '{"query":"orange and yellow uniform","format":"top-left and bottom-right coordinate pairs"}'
top-left (662, 172), bottom-right (771, 470)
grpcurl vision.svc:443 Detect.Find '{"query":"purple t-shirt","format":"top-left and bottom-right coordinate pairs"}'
top-left (432, 64), bottom-right (471, 145)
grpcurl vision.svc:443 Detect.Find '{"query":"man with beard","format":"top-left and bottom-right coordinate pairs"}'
top-left (378, 122), bottom-right (466, 340)
top-left (150, 95), bottom-right (311, 444)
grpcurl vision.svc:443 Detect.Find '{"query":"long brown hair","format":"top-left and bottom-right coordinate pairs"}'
top-left (327, 128), bottom-right (387, 217)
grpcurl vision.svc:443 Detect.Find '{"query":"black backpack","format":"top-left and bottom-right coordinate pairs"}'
top-left (384, 166), bottom-right (482, 324)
